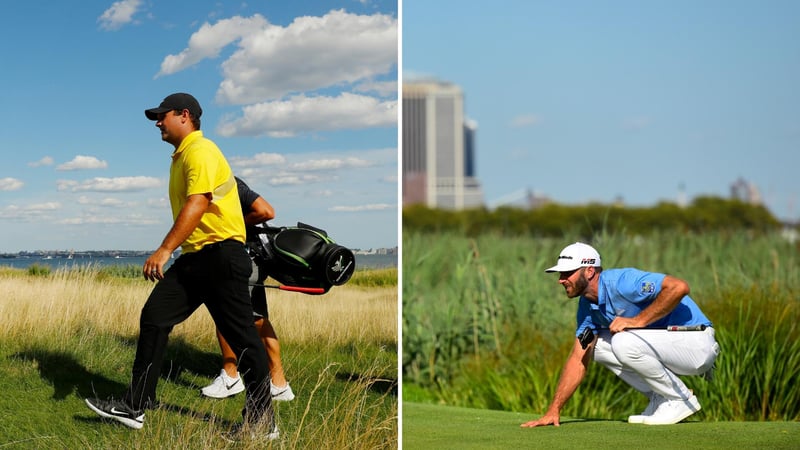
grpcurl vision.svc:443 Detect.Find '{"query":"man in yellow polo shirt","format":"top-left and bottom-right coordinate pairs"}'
top-left (85, 93), bottom-right (276, 442)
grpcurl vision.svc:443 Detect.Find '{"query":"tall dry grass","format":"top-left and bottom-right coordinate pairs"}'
top-left (0, 267), bottom-right (396, 348)
top-left (266, 286), bottom-right (398, 346)
top-left (0, 266), bottom-right (398, 449)
top-left (0, 268), bottom-right (144, 340)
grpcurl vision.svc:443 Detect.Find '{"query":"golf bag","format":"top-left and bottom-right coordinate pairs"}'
top-left (249, 222), bottom-right (356, 294)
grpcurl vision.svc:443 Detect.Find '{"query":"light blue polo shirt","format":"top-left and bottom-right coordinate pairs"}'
top-left (576, 268), bottom-right (712, 337)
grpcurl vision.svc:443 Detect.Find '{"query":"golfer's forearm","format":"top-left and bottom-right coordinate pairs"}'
top-left (159, 194), bottom-right (209, 252)
top-left (549, 356), bottom-right (586, 412)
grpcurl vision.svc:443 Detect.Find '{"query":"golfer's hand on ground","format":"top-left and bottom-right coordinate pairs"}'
top-left (521, 411), bottom-right (560, 428)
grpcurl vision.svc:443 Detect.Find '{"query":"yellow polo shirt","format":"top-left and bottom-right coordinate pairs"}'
top-left (169, 130), bottom-right (245, 253)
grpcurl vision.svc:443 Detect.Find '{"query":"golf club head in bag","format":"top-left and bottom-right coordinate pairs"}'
top-left (251, 222), bottom-right (356, 294)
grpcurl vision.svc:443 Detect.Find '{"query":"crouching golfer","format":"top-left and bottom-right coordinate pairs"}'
top-left (521, 243), bottom-right (719, 427)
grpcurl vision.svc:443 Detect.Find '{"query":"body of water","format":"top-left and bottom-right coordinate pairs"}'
top-left (0, 253), bottom-right (396, 271)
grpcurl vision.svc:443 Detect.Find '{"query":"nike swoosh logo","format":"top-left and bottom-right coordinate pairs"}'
top-left (110, 407), bottom-right (134, 418)
top-left (225, 378), bottom-right (241, 390)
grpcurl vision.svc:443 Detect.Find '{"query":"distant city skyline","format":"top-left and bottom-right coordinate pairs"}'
top-left (402, 80), bottom-right (484, 209)
top-left (403, 78), bottom-right (776, 218)
top-left (403, 1), bottom-right (799, 223)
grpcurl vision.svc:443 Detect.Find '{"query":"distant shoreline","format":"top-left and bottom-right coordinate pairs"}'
top-left (0, 246), bottom-right (398, 260)
top-left (0, 252), bottom-right (396, 270)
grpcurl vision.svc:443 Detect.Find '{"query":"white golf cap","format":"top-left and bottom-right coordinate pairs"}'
top-left (545, 242), bottom-right (602, 273)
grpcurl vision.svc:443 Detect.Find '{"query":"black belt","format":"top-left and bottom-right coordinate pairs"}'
top-left (200, 239), bottom-right (243, 251)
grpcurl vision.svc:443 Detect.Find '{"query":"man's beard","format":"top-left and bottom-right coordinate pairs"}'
top-left (567, 271), bottom-right (588, 298)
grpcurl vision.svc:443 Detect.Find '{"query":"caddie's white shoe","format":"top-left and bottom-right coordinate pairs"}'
top-left (271, 382), bottom-right (295, 401)
top-left (628, 392), bottom-right (665, 424)
top-left (642, 395), bottom-right (701, 425)
top-left (201, 369), bottom-right (245, 399)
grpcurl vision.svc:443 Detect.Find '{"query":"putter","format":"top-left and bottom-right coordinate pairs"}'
top-left (581, 325), bottom-right (708, 349)
top-left (624, 325), bottom-right (707, 331)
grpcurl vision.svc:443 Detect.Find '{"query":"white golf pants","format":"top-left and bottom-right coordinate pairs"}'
top-left (593, 327), bottom-right (720, 400)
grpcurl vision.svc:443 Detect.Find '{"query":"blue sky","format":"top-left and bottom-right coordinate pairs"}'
top-left (403, 1), bottom-right (799, 222)
top-left (0, 0), bottom-right (397, 253)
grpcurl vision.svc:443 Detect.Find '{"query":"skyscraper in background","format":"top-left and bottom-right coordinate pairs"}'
top-left (402, 80), bottom-right (484, 209)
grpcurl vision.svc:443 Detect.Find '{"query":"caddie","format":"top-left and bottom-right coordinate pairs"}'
top-left (521, 242), bottom-right (720, 427)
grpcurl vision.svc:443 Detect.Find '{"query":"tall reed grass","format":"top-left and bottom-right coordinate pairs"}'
top-left (402, 230), bottom-right (800, 421)
top-left (0, 265), bottom-right (397, 449)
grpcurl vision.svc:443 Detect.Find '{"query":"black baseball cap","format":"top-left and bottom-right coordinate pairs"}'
top-left (145, 93), bottom-right (202, 120)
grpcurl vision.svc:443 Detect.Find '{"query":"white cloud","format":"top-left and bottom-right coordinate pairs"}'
top-left (289, 157), bottom-right (373, 171)
top-left (230, 152), bottom-right (287, 168)
top-left (57, 176), bottom-right (161, 192)
top-left (354, 80), bottom-right (398, 97)
top-left (235, 167), bottom-right (338, 186)
top-left (0, 178), bottom-right (24, 191)
top-left (0, 202), bottom-right (61, 222)
top-left (236, 168), bottom-right (269, 179)
top-left (147, 197), bottom-right (168, 209)
top-left (77, 196), bottom-right (127, 207)
top-left (510, 114), bottom-right (542, 128)
top-left (329, 203), bottom-right (394, 212)
top-left (28, 156), bottom-right (54, 167)
top-left (232, 148), bottom-right (393, 189)
top-left (156, 10), bottom-right (397, 104)
top-left (57, 214), bottom-right (160, 226)
top-left (57, 155), bottom-right (109, 171)
top-left (218, 9), bottom-right (396, 104)
top-left (25, 202), bottom-right (61, 211)
top-left (156, 15), bottom-right (270, 77)
top-left (267, 173), bottom-right (328, 186)
top-left (217, 93), bottom-right (397, 137)
top-left (98, 0), bottom-right (142, 31)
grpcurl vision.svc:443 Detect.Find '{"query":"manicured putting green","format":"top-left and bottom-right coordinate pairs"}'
top-left (403, 402), bottom-right (800, 450)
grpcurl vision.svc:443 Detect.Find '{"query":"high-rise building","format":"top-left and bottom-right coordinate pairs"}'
top-left (730, 177), bottom-right (762, 205)
top-left (402, 80), bottom-right (483, 209)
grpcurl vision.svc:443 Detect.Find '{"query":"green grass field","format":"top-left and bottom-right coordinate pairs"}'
top-left (0, 266), bottom-right (397, 449)
top-left (403, 231), bottom-right (800, 421)
top-left (402, 230), bottom-right (799, 449)
top-left (403, 402), bottom-right (800, 450)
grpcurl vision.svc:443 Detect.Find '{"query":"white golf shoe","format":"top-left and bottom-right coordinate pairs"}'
top-left (201, 369), bottom-right (245, 399)
top-left (642, 395), bottom-right (701, 425)
top-left (628, 392), bottom-right (665, 424)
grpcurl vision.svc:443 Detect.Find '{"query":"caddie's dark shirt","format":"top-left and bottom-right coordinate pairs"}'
top-left (234, 176), bottom-right (263, 243)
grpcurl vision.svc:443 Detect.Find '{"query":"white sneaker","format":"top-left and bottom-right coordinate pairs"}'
top-left (628, 392), bottom-right (665, 424)
top-left (642, 395), bottom-right (701, 425)
top-left (271, 382), bottom-right (295, 401)
top-left (201, 369), bottom-right (245, 399)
